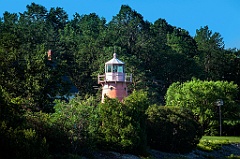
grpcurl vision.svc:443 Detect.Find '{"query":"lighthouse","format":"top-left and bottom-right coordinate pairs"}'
top-left (98, 53), bottom-right (132, 102)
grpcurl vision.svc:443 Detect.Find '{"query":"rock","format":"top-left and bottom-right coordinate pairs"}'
top-left (89, 144), bottom-right (240, 159)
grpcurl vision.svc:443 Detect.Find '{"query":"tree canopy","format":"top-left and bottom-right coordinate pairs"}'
top-left (1, 3), bottom-right (240, 108)
top-left (1, 3), bottom-right (240, 157)
top-left (165, 79), bottom-right (239, 134)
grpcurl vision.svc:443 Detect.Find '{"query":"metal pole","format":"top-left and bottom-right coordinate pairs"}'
top-left (216, 99), bottom-right (223, 136)
top-left (219, 105), bottom-right (222, 136)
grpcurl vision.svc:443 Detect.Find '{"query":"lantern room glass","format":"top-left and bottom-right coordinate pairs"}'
top-left (106, 64), bottom-right (124, 73)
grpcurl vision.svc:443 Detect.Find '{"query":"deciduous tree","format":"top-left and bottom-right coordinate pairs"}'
top-left (165, 79), bottom-right (239, 134)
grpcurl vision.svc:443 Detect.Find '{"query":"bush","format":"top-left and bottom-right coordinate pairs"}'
top-left (25, 95), bottom-right (98, 157)
top-left (97, 90), bottom-right (149, 154)
top-left (0, 121), bottom-right (49, 159)
top-left (146, 105), bottom-right (203, 153)
top-left (223, 120), bottom-right (240, 136)
top-left (165, 79), bottom-right (239, 134)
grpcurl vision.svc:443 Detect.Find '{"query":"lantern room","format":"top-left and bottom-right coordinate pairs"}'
top-left (104, 53), bottom-right (125, 81)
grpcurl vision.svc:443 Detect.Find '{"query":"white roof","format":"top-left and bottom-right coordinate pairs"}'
top-left (105, 53), bottom-right (124, 64)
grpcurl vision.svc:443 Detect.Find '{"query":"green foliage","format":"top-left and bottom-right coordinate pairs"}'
top-left (165, 79), bottom-right (239, 134)
top-left (0, 5), bottom-right (71, 111)
top-left (60, 13), bottom-right (107, 96)
top-left (197, 139), bottom-right (222, 152)
top-left (22, 96), bottom-right (97, 157)
top-left (97, 90), bottom-right (149, 154)
top-left (224, 120), bottom-right (240, 136)
top-left (1, 2), bottom-right (240, 157)
top-left (198, 136), bottom-right (240, 152)
top-left (1, 3), bottom-right (240, 109)
top-left (0, 121), bottom-right (49, 159)
top-left (146, 105), bottom-right (202, 153)
top-left (201, 136), bottom-right (240, 143)
top-left (167, 28), bottom-right (198, 58)
top-left (227, 155), bottom-right (240, 159)
top-left (194, 26), bottom-right (225, 80)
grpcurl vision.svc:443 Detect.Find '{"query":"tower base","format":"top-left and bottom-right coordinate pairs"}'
top-left (101, 82), bottom-right (128, 102)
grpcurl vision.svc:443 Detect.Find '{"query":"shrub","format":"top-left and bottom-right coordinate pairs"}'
top-left (223, 120), bottom-right (240, 136)
top-left (165, 79), bottom-right (239, 134)
top-left (25, 95), bottom-right (98, 157)
top-left (0, 121), bottom-right (49, 159)
top-left (97, 90), bottom-right (149, 154)
top-left (23, 95), bottom-right (98, 157)
top-left (146, 105), bottom-right (203, 153)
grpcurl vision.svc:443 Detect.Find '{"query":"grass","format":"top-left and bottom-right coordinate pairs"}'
top-left (227, 154), bottom-right (240, 159)
top-left (141, 136), bottom-right (240, 159)
top-left (197, 136), bottom-right (240, 152)
top-left (202, 136), bottom-right (240, 143)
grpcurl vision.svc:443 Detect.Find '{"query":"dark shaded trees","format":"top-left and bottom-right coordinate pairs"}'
top-left (107, 5), bottom-right (148, 91)
top-left (1, 2), bottom-right (239, 118)
top-left (59, 13), bottom-right (107, 96)
top-left (146, 105), bottom-right (202, 153)
top-left (194, 26), bottom-right (225, 80)
top-left (97, 90), bottom-right (149, 154)
top-left (0, 3), bottom-right (71, 112)
top-left (1, 3), bottom-right (240, 157)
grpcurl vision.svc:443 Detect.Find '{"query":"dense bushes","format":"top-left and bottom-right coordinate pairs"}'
top-left (223, 121), bottom-right (240, 136)
top-left (96, 91), bottom-right (203, 154)
top-left (0, 95), bottom-right (99, 158)
top-left (0, 87), bottom-right (49, 158)
top-left (1, 3), bottom-right (240, 157)
top-left (25, 95), bottom-right (98, 157)
top-left (0, 90), bottom-right (214, 157)
top-left (146, 105), bottom-right (203, 153)
top-left (165, 80), bottom-right (239, 134)
top-left (0, 121), bottom-right (49, 159)
top-left (96, 90), bottom-right (149, 154)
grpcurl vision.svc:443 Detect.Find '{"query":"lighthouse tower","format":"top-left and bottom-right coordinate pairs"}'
top-left (98, 53), bottom-right (132, 102)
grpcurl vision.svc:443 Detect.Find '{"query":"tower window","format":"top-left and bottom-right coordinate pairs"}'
top-left (106, 65), bottom-right (112, 72)
top-left (118, 65), bottom-right (123, 73)
top-left (106, 64), bottom-right (124, 73)
top-left (113, 65), bottom-right (117, 72)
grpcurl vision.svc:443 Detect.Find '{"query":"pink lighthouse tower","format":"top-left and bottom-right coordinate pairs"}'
top-left (98, 53), bottom-right (132, 102)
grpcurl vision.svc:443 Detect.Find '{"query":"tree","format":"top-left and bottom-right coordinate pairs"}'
top-left (167, 28), bottom-right (198, 58)
top-left (107, 5), bottom-right (149, 91)
top-left (146, 105), bottom-right (202, 153)
top-left (0, 12), bottom-right (20, 52)
top-left (48, 95), bottom-right (98, 155)
top-left (24, 95), bottom-right (98, 156)
top-left (194, 26), bottom-right (225, 80)
top-left (19, 3), bottom-right (48, 48)
top-left (165, 79), bottom-right (239, 134)
top-left (58, 13), bottom-right (107, 96)
top-left (46, 6), bottom-right (68, 31)
top-left (222, 49), bottom-right (240, 97)
top-left (0, 4), bottom-right (73, 112)
top-left (97, 90), bottom-right (149, 154)
top-left (151, 18), bottom-right (174, 44)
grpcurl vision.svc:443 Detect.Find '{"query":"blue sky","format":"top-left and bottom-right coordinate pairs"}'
top-left (0, 0), bottom-right (239, 49)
